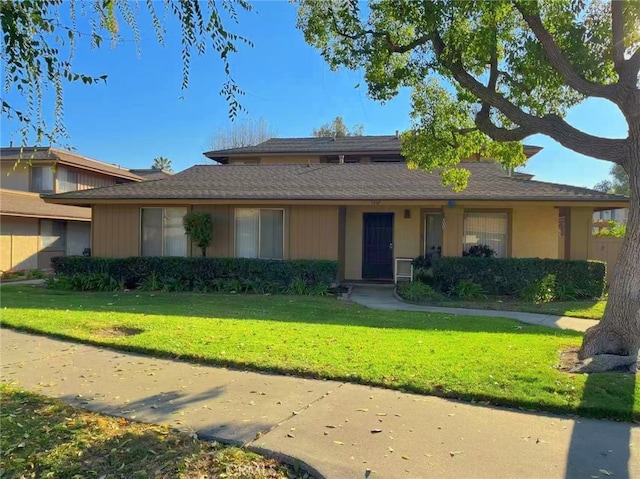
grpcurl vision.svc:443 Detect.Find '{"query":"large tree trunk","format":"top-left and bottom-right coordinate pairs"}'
top-left (579, 147), bottom-right (640, 360)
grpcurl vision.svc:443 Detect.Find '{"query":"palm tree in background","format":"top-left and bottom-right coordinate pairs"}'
top-left (152, 157), bottom-right (173, 172)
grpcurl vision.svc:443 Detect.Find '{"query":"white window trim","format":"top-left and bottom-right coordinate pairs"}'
top-left (139, 207), bottom-right (187, 257)
top-left (233, 208), bottom-right (286, 260)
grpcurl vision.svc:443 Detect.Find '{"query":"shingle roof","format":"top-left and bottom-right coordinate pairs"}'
top-left (43, 162), bottom-right (627, 205)
top-left (0, 147), bottom-right (143, 181)
top-left (204, 136), bottom-right (543, 162)
top-left (204, 136), bottom-right (403, 158)
top-left (1, 189), bottom-right (90, 220)
top-left (130, 168), bottom-right (174, 181)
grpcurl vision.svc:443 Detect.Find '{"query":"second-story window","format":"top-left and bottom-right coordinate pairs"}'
top-left (31, 166), bottom-right (54, 193)
top-left (57, 168), bottom-right (79, 193)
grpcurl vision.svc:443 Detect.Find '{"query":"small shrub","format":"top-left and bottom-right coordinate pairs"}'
top-left (463, 244), bottom-right (496, 258)
top-left (593, 220), bottom-right (626, 238)
top-left (451, 279), bottom-right (486, 299)
top-left (288, 277), bottom-right (309, 295)
top-left (192, 278), bottom-right (212, 293)
top-left (161, 276), bottom-right (189, 292)
top-left (398, 282), bottom-right (441, 302)
top-left (183, 212), bottom-right (213, 257)
top-left (310, 283), bottom-right (330, 296)
top-left (26, 269), bottom-right (45, 279)
top-left (554, 282), bottom-right (588, 301)
top-left (519, 274), bottom-right (557, 303)
top-left (139, 271), bottom-right (163, 291)
top-left (46, 275), bottom-right (75, 291)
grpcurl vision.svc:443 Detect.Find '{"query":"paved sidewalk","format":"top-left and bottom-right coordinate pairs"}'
top-left (0, 279), bottom-right (46, 287)
top-left (349, 284), bottom-right (598, 332)
top-left (2, 329), bottom-right (637, 479)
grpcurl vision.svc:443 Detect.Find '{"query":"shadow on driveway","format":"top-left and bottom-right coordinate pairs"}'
top-left (566, 370), bottom-right (636, 478)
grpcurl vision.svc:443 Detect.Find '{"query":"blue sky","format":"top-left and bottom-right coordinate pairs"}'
top-left (0, 1), bottom-right (627, 188)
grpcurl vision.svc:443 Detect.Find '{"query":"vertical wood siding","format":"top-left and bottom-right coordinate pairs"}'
top-left (92, 204), bottom-right (140, 257)
top-left (191, 204), bottom-right (233, 257)
top-left (590, 237), bottom-right (623, 284)
top-left (76, 170), bottom-right (117, 190)
top-left (288, 205), bottom-right (339, 260)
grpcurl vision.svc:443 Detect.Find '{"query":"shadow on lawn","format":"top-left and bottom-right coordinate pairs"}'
top-left (566, 370), bottom-right (637, 478)
top-left (1, 287), bottom-right (582, 336)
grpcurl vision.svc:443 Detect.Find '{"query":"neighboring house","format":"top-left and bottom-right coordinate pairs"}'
top-left (43, 136), bottom-right (628, 282)
top-left (592, 207), bottom-right (629, 233)
top-left (0, 147), bottom-right (144, 272)
top-left (129, 169), bottom-right (174, 181)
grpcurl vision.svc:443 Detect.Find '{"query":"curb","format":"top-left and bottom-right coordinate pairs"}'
top-left (193, 430), bottom-right (326, 479)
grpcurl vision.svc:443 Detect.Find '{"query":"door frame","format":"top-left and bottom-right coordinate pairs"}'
top-left (361, 212), bottom-right (394, 280)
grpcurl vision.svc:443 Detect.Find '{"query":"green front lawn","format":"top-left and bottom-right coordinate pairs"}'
top-left (0, 384), bottom-right (307, 478)
top-left (1, 286), bottom-right (637, 421)
top-left (420, 297), bottom-right (606, 320)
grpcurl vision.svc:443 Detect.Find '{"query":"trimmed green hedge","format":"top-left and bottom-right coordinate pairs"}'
top-left (51, 256), bottom-right (338, 290)
top-left (430, 257), bottom-right (606, 299)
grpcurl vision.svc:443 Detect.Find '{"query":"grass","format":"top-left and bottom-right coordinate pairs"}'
top-left (0, 384), bottom-right (309, 479)
top-left (1, 286), bottom-right (637, 421)
top-left (419, 297), bottom-right (607, 320)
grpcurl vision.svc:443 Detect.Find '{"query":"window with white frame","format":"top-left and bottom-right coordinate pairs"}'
top-left (463, 212), bottom-right (509, 257)
top-left (57, 167), bottom-right (78, 192)
top-left (235, 208), bottom-right (284, 259)
top-left (140, 207), bottom-right (187, 257)
top-left (40, 219), bottom-right (66, 250)
top-left (31, 166), bottom-right (54, 193)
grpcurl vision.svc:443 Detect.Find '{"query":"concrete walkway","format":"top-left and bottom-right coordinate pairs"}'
top-left (2, 329), bottom-right (637, 479)
top-left (0, 279), bottom-right (46, 287)
top-left (349, 284), bottom-right (599, 332)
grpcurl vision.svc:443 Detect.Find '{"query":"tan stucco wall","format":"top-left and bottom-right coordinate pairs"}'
top-left (511, 206), bottom-right (559, 258)
top-left (0, 215), bottom-right (39, 271)
top-left (442, 207), bottom-right (464, 257)
top-left (1, 164), bottom-right (30, 191)
top-left (344, 206), bottom-right (421, 281)
top-left (567, 207), bottom-right (594, 260)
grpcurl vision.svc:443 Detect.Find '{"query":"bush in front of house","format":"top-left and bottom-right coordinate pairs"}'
top-left (450, 279), bottom-right (486, 299)
top-left (430, 257), bottom-right (606, 300)
top-left (49, 256), bottom-right (339, 294)
top-left (397, 281), bottom-right (442, 302)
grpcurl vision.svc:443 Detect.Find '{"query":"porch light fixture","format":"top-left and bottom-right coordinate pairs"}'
top-left (448, 200), bottom-right (456, 208)
top-left (404, 209), bottom-right (411, 219)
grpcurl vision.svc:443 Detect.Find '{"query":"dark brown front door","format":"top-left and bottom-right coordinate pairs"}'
top-left (362, 213), bottom-right (394, 279)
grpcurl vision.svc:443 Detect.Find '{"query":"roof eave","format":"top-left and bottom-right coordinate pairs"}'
top-left (204, 147), bottom-right (543, 162)
top-left (41, 196), bottom-right (630, 208)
